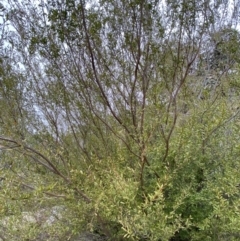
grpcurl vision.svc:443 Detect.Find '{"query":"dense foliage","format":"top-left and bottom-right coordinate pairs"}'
top-left (0, 0), bottom-right (240, 240)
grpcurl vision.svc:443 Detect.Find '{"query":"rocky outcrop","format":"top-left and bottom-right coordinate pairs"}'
top-left (0, 205), bottom-right (109, 241)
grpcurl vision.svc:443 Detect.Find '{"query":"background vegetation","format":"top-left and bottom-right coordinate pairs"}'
top-left (0, 0), bottom-right (240, 240)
